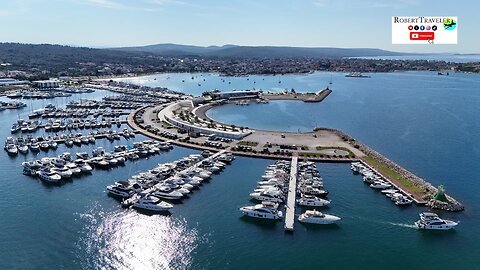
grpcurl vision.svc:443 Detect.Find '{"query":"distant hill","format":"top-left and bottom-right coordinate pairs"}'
top-left (113, 43), bottom-right (404, 58)
top-left (115, 43), bottom-right (237, 56)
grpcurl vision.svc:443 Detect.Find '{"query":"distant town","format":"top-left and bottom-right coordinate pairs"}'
top-left (0, 43), bottom-right (479, 89)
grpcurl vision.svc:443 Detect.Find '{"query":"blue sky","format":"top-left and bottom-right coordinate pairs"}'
top-left (0, 0), bottom-right (478, 53)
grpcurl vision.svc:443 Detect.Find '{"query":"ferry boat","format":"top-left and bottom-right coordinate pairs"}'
top-left (239, 202), bottom-right (283, 220)
top-left (298, 210), bottom-right (341, 224)
top-left (345, 72), bottom-right (371, 78)
top-left (133, 195), bottom-right (173, 212)
top-left (415, 212), bottom-right (458, 230)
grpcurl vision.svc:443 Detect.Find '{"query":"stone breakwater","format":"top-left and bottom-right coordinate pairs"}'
top-left (315, 127), bottom-right (465, 212)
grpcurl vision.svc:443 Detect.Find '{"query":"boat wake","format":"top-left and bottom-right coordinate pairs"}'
top-left (389, 222), bottom-right (417, 229)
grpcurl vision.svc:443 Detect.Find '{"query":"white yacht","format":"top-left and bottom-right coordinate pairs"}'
top-left (297, 195), bottom-right (330, 207)
top-left (5, 144), bottom-right (18, 155)
top-left (106, 181), bottom-right (136, 198)
top-left (415, 212), bottom-right (458, 230)
top-left (390, 193), bottom-right (413, 205)
top-left (52, 166), bottom-right (73, 179)
top-left (249, 191), bottom-right (283, 203)
top-left (239, 202), bottom-right (283, 220)
top-left (38, 169), bottom-right (62, 183)
top-left (370, 181), bottom-right (392, 189)
top-left (152, 190), bottom-right (183, 200)
top-left (74, 159), bottom-right (93, 173)
top-left (18, 144), bottom-right (29, 154)
top-left (381, 189), bottom-right (399, 197)
top-left (133, 195), bottom-right (173, 212)
top-left (298, 210), bottom-right (341, 224)
top-left (65, 163), bottom-right (82, 175)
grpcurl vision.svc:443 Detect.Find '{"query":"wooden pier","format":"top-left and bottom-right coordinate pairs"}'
top-left (284, 156), bottom-right (298, 232)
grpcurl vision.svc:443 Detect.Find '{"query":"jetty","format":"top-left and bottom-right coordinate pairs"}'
top-left (122, 150), bottom-right (230, 208)
top-left (284, 156), bottom-right (298, 231)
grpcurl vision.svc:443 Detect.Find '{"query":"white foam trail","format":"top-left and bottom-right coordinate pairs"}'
top-left (389, 222), bottom-right (417, 229)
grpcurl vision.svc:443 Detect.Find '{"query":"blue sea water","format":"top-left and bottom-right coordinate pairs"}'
top-left (0, 71), bottom-right (479, 269)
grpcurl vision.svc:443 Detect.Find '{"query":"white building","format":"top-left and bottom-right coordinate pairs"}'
top-left (33, 80), bottom-right (60, 88)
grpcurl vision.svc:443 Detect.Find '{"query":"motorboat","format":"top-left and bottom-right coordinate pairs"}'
top-left (370, 181), bottom-right (392, 189)
top-left (5, 144), bottom-right (18, 155)
top-left (381, 189), bottom-right (399, 197)
top-left (298, 210), bottom-right (341, 224)
top-left (249, 191), bottom-right (283, 203)
top-left (297, 195), bottom-right (330, 207)
top-left (415, 212), bottom-right (458, 230)
top-left (239, 201), bottom-right (283, 220)
top-left (74, 159), bottom-right (93, 173)
top-left (52, 166), bottom-right (73, 179)
top-left (18, 144), bottom-right (29, 154)
top-left (390, 193), bottom-right (413, 205)
top-left (76, 152), bottom-right (89, 160)
top-left (29, 142), bottom-right (40, 152)
top-left (106, 181), bottom-right (136, 198)
top-left (65, 163), bottom-right (82, 175)
top-left (133, 195), bottom-right (173, 212)
top-left (152, 190), bottom-right (183, 200)
top-left (38, 169), bottom-right (62, 183)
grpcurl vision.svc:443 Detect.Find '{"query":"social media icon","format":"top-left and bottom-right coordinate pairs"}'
top-left (420, 25), bottom-right (425, 30)
top-left (426, 25), bottom-right (431, 30)
top-left (414, 25), bottom-right (419, 30)
top-left (432, 25), bottom-right (437, 31)
top-left (408, 25), bottom-right (413, 30)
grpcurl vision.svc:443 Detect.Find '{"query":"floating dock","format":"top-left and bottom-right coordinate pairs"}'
top-left (284, 156), bottom-right (298, 231)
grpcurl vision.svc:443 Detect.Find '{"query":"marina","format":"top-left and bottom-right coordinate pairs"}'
top-left (0, 71), bottom-right (476, 269)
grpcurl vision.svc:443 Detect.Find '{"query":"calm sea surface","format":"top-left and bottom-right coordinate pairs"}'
top-left (1, 71), bottom-right (479, 269)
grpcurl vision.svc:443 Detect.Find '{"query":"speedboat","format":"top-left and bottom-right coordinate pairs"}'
top-left (298, 210), bottom-right (341, 224)
top-left (297, 195), bottom-right (330, 207)
top-left (239, 201), bottom-right (283, 220)
top-left (133, 195), bottom-right (173, 212)
top-left (106, 181), bottom-right (136, 198)
top-left (415, 212), bottom-right (458, 230)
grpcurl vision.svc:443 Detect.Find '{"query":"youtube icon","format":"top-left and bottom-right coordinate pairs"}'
top-left (410, 32), bottom-right (435, 40)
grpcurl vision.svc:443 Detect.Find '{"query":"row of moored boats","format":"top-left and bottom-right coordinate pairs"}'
top-left (106, 152), bottom-right (235, 213)
top-left (240, 160), bottom-right (341, 225)
top-left (21, 141), bottom-right (172, 183)
top-left (351, 162), bottom-right (413, 206)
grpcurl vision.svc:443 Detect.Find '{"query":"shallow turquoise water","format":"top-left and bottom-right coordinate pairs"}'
top-left (1, 72), bottom-right (479, 269)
